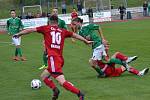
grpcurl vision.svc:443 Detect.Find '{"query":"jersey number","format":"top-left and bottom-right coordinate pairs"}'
top-left (50, 31), bottom-right (61, 44)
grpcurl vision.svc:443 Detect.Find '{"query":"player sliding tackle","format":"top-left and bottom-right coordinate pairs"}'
top-left (13, 15), bottom-right (93, 100)
top-left (71, 17), bottom-right (149, 78)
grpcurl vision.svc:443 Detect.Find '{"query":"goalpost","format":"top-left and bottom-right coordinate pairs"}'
top-left (83, 0), bottom-right (111, 11)
top-left (22, 5), bottom-right (42, 15)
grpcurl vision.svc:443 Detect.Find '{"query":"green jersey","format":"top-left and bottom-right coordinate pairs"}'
top-left (58, 18), bottom-right (67, 29)
top-left (148, 3), bottom-right (150, 11)
top-left (78, 24), bottom-right (102, 49)
top-left (7, 17), bottom-right (23, 35)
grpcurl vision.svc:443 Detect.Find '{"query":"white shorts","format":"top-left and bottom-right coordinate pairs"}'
top-left (12, 37), bottom-right (21, 46)
top-left (92, 44), bottom-right (107, 60)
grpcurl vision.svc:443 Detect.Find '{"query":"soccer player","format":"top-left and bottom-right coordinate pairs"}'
top-left (96, 52), bottom-right (149, 77)
top-left (13, 15), bottom-right (93, 100)
top-left (71, 8), bottom-right (78, 20)
top-left (71, 17), bottom-right (149, 78)
top-left (7, 9), bottom-right (26, 61)
top-left (71, 17), bottom-right (109, 76)
top-left (51, 8), bottom-right (68, 29)
top-left (39, 8), bottom-right (68, 69)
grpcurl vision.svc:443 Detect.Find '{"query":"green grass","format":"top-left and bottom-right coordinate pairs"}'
top-left (0, 19), bottom-right (150, 100)
top-left (111, 0), bottom-right (146, 8)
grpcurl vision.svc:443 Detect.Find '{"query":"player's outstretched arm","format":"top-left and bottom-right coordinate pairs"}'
top-left (98, 28), bottom-right (109, 46)
top-left (72, 33), bottom-right (93, 44)
top-left (13, 28), bottom-right (37, 38)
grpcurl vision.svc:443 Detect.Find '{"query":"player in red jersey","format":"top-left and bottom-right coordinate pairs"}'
top-left (13, 15), bottom-right (93, 100)
top-left (71, 9), bottom-right (78, 20)
top-left (95, 52), bottom-right (149, 77)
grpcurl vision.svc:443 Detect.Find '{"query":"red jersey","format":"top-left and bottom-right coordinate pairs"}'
top-left (71, 12), bottom-right (78, 19)
top-left (36, 25), bottom-right (73, 57)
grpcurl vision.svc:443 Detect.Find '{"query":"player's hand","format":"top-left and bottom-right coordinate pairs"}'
top-left (102, 39), bottom-right (108, 45)
top-left (84, 40), bottom-right (94, 45)
top-left (102, 39), bottom-right (110, 47)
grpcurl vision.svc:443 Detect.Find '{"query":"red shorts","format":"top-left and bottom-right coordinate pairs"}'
top-left (104, 64), bottom-right (124, 77)
top-left (47, 56), bottom-right (64, 78)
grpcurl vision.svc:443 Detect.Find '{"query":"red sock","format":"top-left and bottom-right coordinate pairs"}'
top-left (128, 67), bottom-right (139, 75)
top-left (43, 77), bottom-right (56, 90)
top-left (115, 52), bottom-right (128, 61)
top-left (63, 81), bottom-right (80, 95)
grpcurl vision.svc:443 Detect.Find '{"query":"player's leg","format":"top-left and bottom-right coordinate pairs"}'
top-left (43, 50), bottom-right (48, 66)
top-left (89, 45), bottom-right (106, 77)
top-left (39, 50), bottom-right (48, 70)
top-left (12, 37), bottom-right (19, 61)
top-left (12, 37), bottom-right (26, 61)
top-left (125, 64), bottom-right (149, 76)
top-left (41, 69), bottom-right (59, 100)
top-left (89, 59), bottom-right (105, 77)
top-left (112, 52), bottom-right (137, 64)
top-left (55, 75), bottom-right (84, 100)
top-left (49, 56), bottom-right (84, 100)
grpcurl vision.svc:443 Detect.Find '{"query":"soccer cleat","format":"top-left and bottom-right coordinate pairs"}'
top-left (52, 87), bottom-right (60, 100)
top-left (126, 56), bottom-right (138, 64)
top-left (78, 91), bottom-right (84, 100)
top-left (138, 68), bottom-right (149, 76)
top-left (13, 56), bottom-right (19, 61)
top-left (122, 62), bottom-right (130, 71)
top-left (38, 65), bottom-right (48, 70)
top-left (20, 57), bottom-right (27, 61)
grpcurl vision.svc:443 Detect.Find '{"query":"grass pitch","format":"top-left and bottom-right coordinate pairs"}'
top-left (0, 19), bottom-right (150, 100)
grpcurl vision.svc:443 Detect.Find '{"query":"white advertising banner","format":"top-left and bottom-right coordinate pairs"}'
top-left (0, 15), bottom-right (89, 29)
top-left (58, 14), bottom-right (90, 24)
top-left (93, 12), bottom-right (111, 22)
top-left (22, 17), bottom-right (48, 29)
top-left (0, 19), bottom-right (8, 30)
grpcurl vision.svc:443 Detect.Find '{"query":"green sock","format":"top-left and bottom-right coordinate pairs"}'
top-left (94, 67), bottom-right (104, 76)
top-left (17, 48), bottom-right (22, 57)
top-left (15, 48), bottom-right (18, 56)
top-left (43, 52), bottom-right (48, 66)
top-left (108, 58), bottom-right (123, 65)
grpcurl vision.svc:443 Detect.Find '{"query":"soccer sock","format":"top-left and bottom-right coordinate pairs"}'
top-left (115, 52), bottom-right (128, 61)
top-left (43, 77), bottom-right (56, 90)
top-left (15, 48), bottom-right (18, 56)
top-left (94, 67), bottom-right (105, 76)
top-left (108, 58), bottom-right (123, 65)
top-left (17, 48), bottom-right (23, 57)
top-left (43, 52), bottom-right (48, 66)
top-left (128, 67), bottom-right (139, 75)
top-left (63, 81), bottom-right (80, 95)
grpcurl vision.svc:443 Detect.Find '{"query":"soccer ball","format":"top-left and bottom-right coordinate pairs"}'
top-left (31, 79), bottom-right (42, 89)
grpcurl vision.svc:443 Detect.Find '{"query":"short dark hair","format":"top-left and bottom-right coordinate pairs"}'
top-left (72, 17), bottom-right (83, 23)
top-left (10, 9), bottom-right (16, 12)
top-left (49, 14), bottom-right (58, 23)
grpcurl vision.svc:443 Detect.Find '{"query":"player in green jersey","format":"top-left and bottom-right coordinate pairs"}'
top-left (71, 17), bottom-right (109, 76)
top-left (51, 8), bottom-right (68, 29)
top-left (71, 17), bottom-right (149, 78)
top-left (7, 10), bottom-right (26, 61)
top-left (39, 8), bottom-right (68, 69)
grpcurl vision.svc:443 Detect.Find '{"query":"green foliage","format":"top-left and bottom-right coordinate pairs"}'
top-left (0, 19), bottom-right (150, 100)
top-left (111, 0), bottom-right (146, 8)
